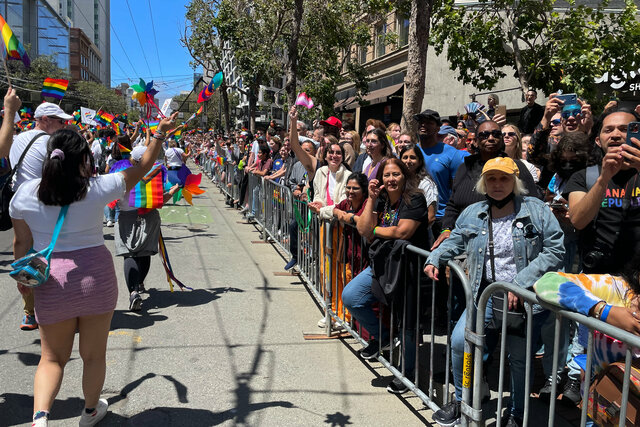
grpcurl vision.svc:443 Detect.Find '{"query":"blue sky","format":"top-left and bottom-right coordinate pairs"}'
top-left (109, 0), bottom-right (201, 101)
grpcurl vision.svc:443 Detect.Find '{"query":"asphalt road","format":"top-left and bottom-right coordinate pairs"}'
top-left (0, 172), bottom-right (429, 426)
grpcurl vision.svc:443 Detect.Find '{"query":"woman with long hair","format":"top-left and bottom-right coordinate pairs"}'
top-left (502, 124), bottom-right (540, 182)
top-left (342, 158), bottom-right (430, 393)
top-left (361, 128), bottom-right (391, 181)
top-left (399, 146), bottom-right (437, 226)
top-left (10, 113), bottom-right (178, 427)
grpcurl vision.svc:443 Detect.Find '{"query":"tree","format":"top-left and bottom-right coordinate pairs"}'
top-left (70, 81), bottom-right (126, 113)
top-left (401, 0), bottom-right (434, 134)
top-left (431, 0), bottom-right (640, 100)
top-left (182, 0), bottom-right (232, 133)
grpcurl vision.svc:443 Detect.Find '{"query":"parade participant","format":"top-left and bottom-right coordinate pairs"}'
top-left (0, 91), bottom-right (71, 331)
top-left (9, 112), bottom-right (178, 427)
top-left (425, 157), bottom-right (564, 427)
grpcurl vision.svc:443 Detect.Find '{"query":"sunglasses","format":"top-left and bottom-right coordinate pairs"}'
top-left (345, 186), bottom-right (362, 191)
top-left (502, 132), bottom-right (517, 138)
top-left (551, 119), bottom-right (562, 126)
top-left (477, 130), bottom-right (503, 140)
top-left (327, 150), bottom-right (342, 156)
top-left (561, 109), bottom-right (581, 120)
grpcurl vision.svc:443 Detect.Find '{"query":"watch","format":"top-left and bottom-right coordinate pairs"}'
top-left (350, 214), bottom-right (356, 225)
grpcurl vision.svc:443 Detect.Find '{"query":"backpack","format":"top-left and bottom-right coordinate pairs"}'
top-left (586, 359), bottom-right (640, 426)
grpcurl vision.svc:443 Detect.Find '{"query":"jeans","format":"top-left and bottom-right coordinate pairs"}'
top-left (566, 321), bottom-right (585, 381)
top-left (103, 204), bottom-right (120, 222)
top-left (342, 267), bottom-right (418, 374)
top-left (251, 185), bottom-right (261, 216)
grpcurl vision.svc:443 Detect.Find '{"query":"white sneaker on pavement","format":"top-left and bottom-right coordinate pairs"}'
top-left (78, 398), bottom-right (108, 426)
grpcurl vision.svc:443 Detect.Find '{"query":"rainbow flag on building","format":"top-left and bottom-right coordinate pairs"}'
top-left (0, 14), bottom-right (29, 67)
top-left (42, 78), bottom-right (68, 99)
top-left (129, 164), bottom-right (166, 209)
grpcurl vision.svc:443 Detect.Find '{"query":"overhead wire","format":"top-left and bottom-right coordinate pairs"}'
top-left (147, 0), bottom-right (165, 82)
top-left (93, 0), bottom-right (139, 77)
top-left (124, 0), bottom-right (154, 77)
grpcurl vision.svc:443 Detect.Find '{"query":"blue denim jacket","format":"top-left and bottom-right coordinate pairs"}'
top-left (426, 196), bottom-right (565, 302)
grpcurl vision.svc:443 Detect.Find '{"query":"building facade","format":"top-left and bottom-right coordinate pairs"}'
top-left (69, 27), bottom-right (101, 83)
top-left (0, 0), bottom-right (70, 71)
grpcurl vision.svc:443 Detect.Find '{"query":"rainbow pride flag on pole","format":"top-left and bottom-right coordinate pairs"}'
top-left (0, 14), bottom-right (30, 67)
top-left (95, 109), bottom-right (114, 124)
top-left (42, 78), bottom-right (68, 99)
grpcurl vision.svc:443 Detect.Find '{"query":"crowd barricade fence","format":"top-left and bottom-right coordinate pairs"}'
top-left (470, 281), bottom-right (640, 427)
top-left (261, 178), bottom-right (294, 256)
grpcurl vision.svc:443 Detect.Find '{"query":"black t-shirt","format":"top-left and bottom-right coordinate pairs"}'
top-left (565, 167), bottom-right (640, 273)
top-left (374, 193), bottom-right (430, 249)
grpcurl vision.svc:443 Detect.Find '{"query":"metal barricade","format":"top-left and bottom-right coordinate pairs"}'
top-left (317, 218), bottom-right (475, 413)
top-left (470, 282), bottom-right (640, 427)
top-left (292, 198), bottom-right (322, 305)
top-left (262, 179), bottom-right (294, 256)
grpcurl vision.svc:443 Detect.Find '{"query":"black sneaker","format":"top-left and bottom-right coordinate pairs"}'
top-left (359, 339), bottom-right (380, 360)
top-left (129, 291), bottom-right (142, 312)
top-left (561, 378), bottom-right (582, 406)
top-left (538, 374), bottom-right (564, 401)
top-left (432, 400), bottom-right (461, 426)
top-left (386, 376), bottom-right (409, 394)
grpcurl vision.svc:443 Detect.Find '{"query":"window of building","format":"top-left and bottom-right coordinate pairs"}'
top-left (359, 45), bottom-right (368, 64)
top-left (375, 22), bottom-right (386, 58)
top-left (37, 2), bottom-right (70, 71)
top-left (263, 90), bottom-right (275, 104)
top-left (398, 15), bottom-right (409, 47)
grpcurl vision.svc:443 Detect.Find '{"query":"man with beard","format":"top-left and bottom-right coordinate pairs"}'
top-left (414, 109), bottom-right (468, 238)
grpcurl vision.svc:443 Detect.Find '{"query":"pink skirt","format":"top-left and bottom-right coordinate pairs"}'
top-left (34, 245), bottom-right (118, 325)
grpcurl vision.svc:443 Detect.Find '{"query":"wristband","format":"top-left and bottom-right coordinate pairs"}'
top-left (372, 226), bottom-right (378, 236)
top-left (441, 229), bottom-right (451, 234)
top-left (152, 133), bottom-right (166, 140)
top-left (600, 304), bottom-right (612, 322)
top-left (593, 301), bottom-right (606, 319)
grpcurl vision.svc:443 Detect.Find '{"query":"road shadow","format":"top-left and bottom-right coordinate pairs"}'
top-left (161, 233), bottom-right (218, 242)
top-left (110, 310), bottom-right (169, 331)
top-left (145, 287), bottom-right (244, 310)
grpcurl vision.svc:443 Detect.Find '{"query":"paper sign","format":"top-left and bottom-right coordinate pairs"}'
top-left (160, 98), bottom-right (173, 116)
top-left (80, 107), bottom-right (98, 126)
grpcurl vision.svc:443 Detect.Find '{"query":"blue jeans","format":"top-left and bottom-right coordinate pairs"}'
top-left (251, 185), bottom-right (261, 216)
top-left (342, 266), bottom-right (416, 374)
top-left (104, 204), bottom-right (120, 222)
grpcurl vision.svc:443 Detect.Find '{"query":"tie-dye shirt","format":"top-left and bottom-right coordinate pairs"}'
top-left (534, 271), bottom-right (640, 371)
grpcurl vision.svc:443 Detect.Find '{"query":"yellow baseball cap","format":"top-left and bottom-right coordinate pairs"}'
top-left (481, 157), bottom-right (520, 177)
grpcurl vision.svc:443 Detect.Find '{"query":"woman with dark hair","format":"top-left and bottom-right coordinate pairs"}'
top-left (9, 113), bottom-right (178, 427)
top-left (246, 144), bottom-right (272, 221)
top-left (359, 128), bottom-right (391, 180)
top-left (400, 146), bottom-right (438, 226)
top-left (342, 158), bottom-right (430, 393)
top-left (330, 172), bottom-right (369, 328)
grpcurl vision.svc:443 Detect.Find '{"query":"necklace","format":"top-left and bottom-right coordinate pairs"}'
top-left (381, 199), bottom-right (400, 227)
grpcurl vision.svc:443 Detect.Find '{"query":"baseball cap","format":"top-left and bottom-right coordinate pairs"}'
top-left (34, 102), bottom-right (73, 120)
top-left (413, 109), bottom-right (442, 126)
top-left (481, 157), bottom-right (520, 177)
top-left (437, 125), bottom-right (457, 137)
top-left (299, 135), bottom-right (319, 148)
top-left (320, 116), bottom-right (342, 130)
top-left (131, 145), bottom-right (147, 161)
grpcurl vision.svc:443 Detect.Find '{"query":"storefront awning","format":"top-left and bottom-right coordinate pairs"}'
top-left (343, 83), bottom-right (404, 110)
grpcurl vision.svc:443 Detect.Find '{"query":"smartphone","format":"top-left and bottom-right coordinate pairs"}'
top-left (549, 202), bottom-right (568, 211)
top-left (555, 94), bottom-right (578, 105)
top-left (495, 105), bottom-right (507, 117)
top-left (627, 122), bottom-right (640, 146)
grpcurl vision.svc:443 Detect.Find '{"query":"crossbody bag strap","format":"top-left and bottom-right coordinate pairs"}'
top-left (9, 132), bottom-right (47, 178)
top-left (40, 205), bottom-right (69, 261)
top-left (487, 208), bottom-right (496, 282)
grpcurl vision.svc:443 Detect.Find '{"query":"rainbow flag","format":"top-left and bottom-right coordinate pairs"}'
top-left (95, 109), bottom-right (114, 124)
top-left (42, 78), bottom-right (68, 99)
top-left (129, 164), bottom-right (166, 209)
top-left (146, 120), bottom-right (159, 132)
top-left (0, 14), bottom-right (29, 67)
top-left (117, 143), bottom-right (131, 154)
top-left (196, 105), bottom-right (203, 115)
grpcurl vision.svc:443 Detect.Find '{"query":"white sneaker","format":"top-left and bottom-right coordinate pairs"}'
top-left (32, 418), bottom-right (48, 427)
top-left (106, 220), bottom-right (114, 227)
top-left (79, 398), bottom-right (108, 426)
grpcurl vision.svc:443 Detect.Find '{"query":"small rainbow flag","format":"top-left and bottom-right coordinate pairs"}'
top-left (196, 105), bottom-right (203, 115)
top-left (129, 164), bottom-right (166, 209)
top-left (95, 109), bottom-right (114, 124)
top-left (145, 120), bottom-right (159, 132)
top-left (117, 143), bottom-right (131, 154)
top-left (42, 78), bottom-right (68, 100)
top-left (0, 14), bottom-right (30, 67)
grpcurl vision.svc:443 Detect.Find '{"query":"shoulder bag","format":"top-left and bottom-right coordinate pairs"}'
top-left (0, 132), bottom-right (47, 231)
top-left (10, 205), bottom-right (68, 287)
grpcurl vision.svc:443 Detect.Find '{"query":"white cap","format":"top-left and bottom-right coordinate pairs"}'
top-left (299, 135), bottom-right (319, 148)
top-left (34, 102), bottom-right (73, 120)
top-left (131, 145), bottom-right (147, 161)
